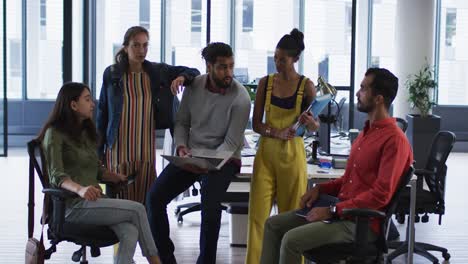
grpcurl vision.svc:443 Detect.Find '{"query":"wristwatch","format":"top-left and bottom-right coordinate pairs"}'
top-left (265, 127), bottom-right (271, 136)
top-left (329, 205), bottom-right (337, 217)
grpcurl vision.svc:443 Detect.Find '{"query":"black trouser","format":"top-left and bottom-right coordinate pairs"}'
top-left (146, 163), bottom-right (238, 264)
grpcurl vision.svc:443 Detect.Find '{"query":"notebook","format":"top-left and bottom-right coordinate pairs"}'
top-left (295, 194), bottom-right (340, 218)
top-left (162, 149), bottom-right (233, 171)
top-left (293, 94), bottom-right (333, 136)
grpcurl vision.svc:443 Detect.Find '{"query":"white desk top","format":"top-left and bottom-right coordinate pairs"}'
top-left (228, 157), bottom-right (345, 193)
top-left (237, 156), bottom-right (344, 180)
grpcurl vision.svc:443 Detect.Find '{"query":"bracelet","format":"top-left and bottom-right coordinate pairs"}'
top-left (265, 127), bottom-right (271, 137)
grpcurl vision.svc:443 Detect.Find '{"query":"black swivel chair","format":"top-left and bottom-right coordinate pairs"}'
top-left (27, 139), bottom-right (119, 263)
top-left (388, 131), bottom-right (456, 263)
top-left (395, 117), bottom-right (408, 133)
top-left (303, 166), bottom-right (415, 264)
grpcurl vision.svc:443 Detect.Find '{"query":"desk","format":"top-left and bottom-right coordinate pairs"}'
top-left (227, 157), bottom-right (344, 193)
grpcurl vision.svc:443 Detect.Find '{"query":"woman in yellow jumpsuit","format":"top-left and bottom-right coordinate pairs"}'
top-left (246, 28), bottom-right (319, 264)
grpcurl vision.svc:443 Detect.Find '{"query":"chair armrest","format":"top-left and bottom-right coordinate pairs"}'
top-left (414, 169), bottom-right (435, 189)
top-left (342, 208), bottom-right (385, 253)
top-left (342, 208), bottom-right (385, 218)
top-left (414, 168), bottom-right (435, 176)
top-left (42, 188), bottom-right (78, 235)
top-left (99, 180), bottom-right (115, 185)
top-left (43, 188), bottom-right (78, 199)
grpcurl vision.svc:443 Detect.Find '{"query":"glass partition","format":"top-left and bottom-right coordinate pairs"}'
top-left (26, 0), bottom-right (64, 99)
top-left (95, 0), bottom-right (162, 96)
top-left (164, 0), bottom-right (208, 74)
top-left (303, 0), bottom-right (353, 87)
top-left (369, 0), bottom-right (397, 72)
top-left (233, 0), bottom-right (299, 84)
top-left (1, 0), bottom-right (5, 155)
top-left (437, 0), bottom-right (468, 105)
top-left (6, 0), bottom-right (22, 99)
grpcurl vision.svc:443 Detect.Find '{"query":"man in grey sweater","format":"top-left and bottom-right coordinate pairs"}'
top-left (146, 42), bottom-right (251, 264)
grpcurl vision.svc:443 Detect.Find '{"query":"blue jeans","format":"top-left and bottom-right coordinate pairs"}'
top-left (65, 198), bottom-right (158, 264)
top-left (146, 163), bottom-right (238, 264)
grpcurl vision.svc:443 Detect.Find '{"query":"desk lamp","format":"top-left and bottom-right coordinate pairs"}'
top-left (316, 76), bottom-right (338, 156)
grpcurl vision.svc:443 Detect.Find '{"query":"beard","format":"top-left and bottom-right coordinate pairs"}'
top-left (212, 75), bottom-right (232, 89)
top-left (357, 100), bottom-right (374, 113)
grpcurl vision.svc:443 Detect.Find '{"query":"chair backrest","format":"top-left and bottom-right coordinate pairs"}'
top-left (27, 139), bottom-right (50, 189)
top-left (424, 131), bottom-right (456, 207)
top-left (395, 117), bottom-right (408, 132)
top-left (27, 139), bottom-right (52, 223)
top-left (380, 165), bottom-right (415, 251)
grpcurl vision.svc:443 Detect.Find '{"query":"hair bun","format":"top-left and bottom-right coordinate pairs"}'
top-left (289, 28), bottom-right (304, 51)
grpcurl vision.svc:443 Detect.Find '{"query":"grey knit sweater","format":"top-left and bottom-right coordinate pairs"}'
top-left (174, 74), bottom-right (251, 159)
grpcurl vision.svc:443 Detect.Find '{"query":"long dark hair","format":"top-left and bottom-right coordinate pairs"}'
top-left (114, 26), bottom-right (149, 73)
top-left (37, 82), bottom-right (97, 143)
top-left (276, 28), bottom-right (305, 58)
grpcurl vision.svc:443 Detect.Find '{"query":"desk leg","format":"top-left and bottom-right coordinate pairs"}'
top-left (407, 180), bottom-right (416, 264)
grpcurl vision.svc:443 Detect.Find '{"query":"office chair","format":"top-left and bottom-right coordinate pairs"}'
top-left (303, 166), bottom-right (415, 264)
top-left (27, 139), bottom-right (118, 263)
top-left (388, 131), bottom-right (455, 263)
top-left (174, 182), bottom-right (231, 223)
top-left (395, 117), bottom-right (408, 133)
top-left (333, 97), bottom-right (347, 133)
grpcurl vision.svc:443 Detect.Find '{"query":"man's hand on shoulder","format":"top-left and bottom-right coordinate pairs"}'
top-left (170, 76), bottom-right (186, 95)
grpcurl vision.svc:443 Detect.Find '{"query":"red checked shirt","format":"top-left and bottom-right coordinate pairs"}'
top-left (319, 117), bottom-right (413, 234)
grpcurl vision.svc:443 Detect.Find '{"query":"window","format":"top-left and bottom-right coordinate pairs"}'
top-left (72, 0), bottom-right (84, 83)
top-left (1, 0), bottom-right (4, 155)
top-left (267, 55), bottom-right (275, 75)
top-left (445, 8), bottom-right (456, 47)
top-left (369, 0), bottom-right (397, 72)
top-left (40, 0), bottom-right (47, 26)
top-left (95, 0), bottom-right (162, 96)
top-left (234, 0), bottom-right (299, 84)
top-left (9, 40), bottom-right (21, 77)
top-left (140, 0), bottom-right (150, 29)
top-left (40, 0), bottom-right (47, 39)
top-left (6, 0), bottom-right (22, 99)
top-left (209, 0), bottom-right (231, 43)
top-left (437, 2), bottom-right (467, 105)
top-left (371, 56), bottom-right (380, 68)
top-left (191, 0), bottom-right (202, 32)
top-left (318, 56), bottom-right (329, 81)
top-left (303, 0), bottom-right (354, 86)
top-left (165, 0), bottom-right (206, 74)
top-left (345, 2), bottom-right (352, 44)
top-left (26, 0), bottom-right (63, 99)
top-left (242, 0), bottom-right (253, 32)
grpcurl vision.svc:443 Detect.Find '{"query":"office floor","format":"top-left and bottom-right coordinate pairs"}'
top-left (1, 148), bottom-right (467, 263)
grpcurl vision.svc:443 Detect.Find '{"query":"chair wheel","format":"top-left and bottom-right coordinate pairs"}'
top-left (90, 246), bottom-right (100, 257)
top-left (443, 252), bottom-right (451, 260)
top-left (415, 215), bottom-right (420, 223)
top-left (396, 214), bottom-right (405, 224)
top-left (72, 250), bottom-right (82, 262)
top-left (177, 215), bottom-right (183, 224)
top-left (421, 214), bottom-right (429, 223)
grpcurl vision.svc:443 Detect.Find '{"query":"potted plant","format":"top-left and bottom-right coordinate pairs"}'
top-left (405, 62), bottom-right (440, 169)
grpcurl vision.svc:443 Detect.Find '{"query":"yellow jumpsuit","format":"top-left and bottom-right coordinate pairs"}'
top-left (246, 74), bottom-right (308, 263)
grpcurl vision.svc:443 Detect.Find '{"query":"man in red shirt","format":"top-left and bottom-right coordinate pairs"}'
top-left (259, 68), bottom-right (413, 264)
